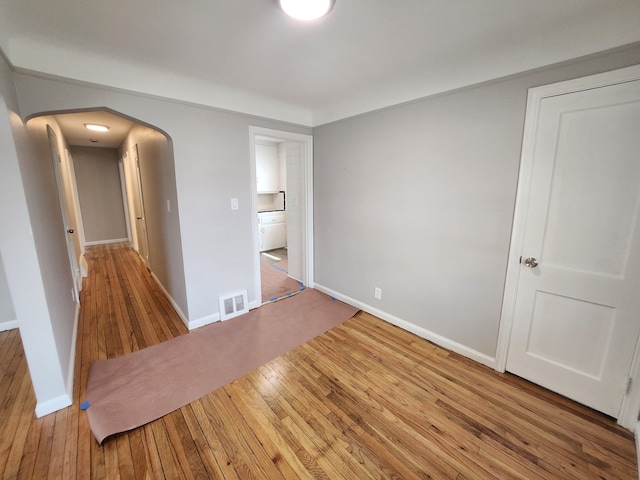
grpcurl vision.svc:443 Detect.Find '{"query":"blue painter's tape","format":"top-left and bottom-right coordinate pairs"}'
top-left (270, 264), bottom-right (289, 274)
top-left (80, 400), bottom-right (90, 410)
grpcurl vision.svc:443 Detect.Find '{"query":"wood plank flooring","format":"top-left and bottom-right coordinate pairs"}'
top-left (0, 242), bottom-right (637, 479)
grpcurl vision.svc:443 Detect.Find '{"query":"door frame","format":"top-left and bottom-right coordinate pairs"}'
top-left (495, 64), bottom-right (640, 430)
top-left (248, 126), bottom-right (314, 309)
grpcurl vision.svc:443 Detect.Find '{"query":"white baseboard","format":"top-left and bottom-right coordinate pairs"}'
top-left (249, 299), bottom-right (261, 310)
top-left (189, 295), bottom-right (262, 330)
top-left (313, 283), bottom-right (497, 370)
top-left (633, 422), bottom-right (640, 480)
top-left (149, 270), bottom-right (223, 330)
top-left (79, 254), bottom-right (88, 277)
top-left (635, 422), bottom-right (640, 480)
top-left (150, 272), bottom-right (190, 329)
top-left (0, 319), bottom-right (18, 332)
top-left (35, 393), bottom-right (72, 418)
top-left (65, 302), bottom-right (80, 403)
top-left (84, 238), bottom-right (129, 246)
top-left (186, 294), bottom-right (295, 330)
top-left (188, 313), bottom-right (220, 330)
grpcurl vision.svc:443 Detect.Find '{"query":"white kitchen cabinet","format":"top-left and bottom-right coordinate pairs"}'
top-left (258, 211), bottom-right (286, 252)
top-left (260, 222), bottom-right (286, 252)
top-left (256, 143), bottom-right (279, 193)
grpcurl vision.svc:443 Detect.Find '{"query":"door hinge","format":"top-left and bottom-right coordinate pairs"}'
top-left (624, 377), bottom-right (632, 395)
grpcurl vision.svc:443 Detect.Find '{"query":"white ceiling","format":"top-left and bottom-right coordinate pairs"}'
top-left (2, 0), bottom-right (640, 127)
top-left (53, 111), bottom-right (136, 148)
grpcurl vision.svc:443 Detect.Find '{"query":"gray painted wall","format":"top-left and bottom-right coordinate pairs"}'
top-left (19, 115), bottom-right (78, 404)
top-left (0, 55), bottom-right (70, 413)
top-left (13, 73), bottom-right (311, 326)
top-left (0, 61), bottom-right (20, 333)
top-left (0, 253), bottom-right (16, 328)
top-left (5, 41), bottom-right (640, 418)
top-left (72, 146), bottom-right (128, 243)
top-left (121, 124), bottom-right (188, 319)
top-left (313, 45), bottom-right (640, 359)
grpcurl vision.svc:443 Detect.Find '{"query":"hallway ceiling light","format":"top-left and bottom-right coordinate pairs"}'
top-left (84, 123), bottom-right (110, 132)
top-left (279, 0), bottom-right (335, 20)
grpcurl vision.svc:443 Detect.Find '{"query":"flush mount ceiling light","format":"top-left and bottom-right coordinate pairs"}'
top-left (279, 0), bottom-right (335, 20)
top-left (84, 123), bottom-right (110, 132)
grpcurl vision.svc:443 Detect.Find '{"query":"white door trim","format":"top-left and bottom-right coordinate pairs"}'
top-left (495, 64), bottom-right (640, 430)
top-left (248, 126), bottom-right (314, 309)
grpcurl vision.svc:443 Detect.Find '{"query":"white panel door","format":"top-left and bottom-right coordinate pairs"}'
top-left (47, 125), bottom-right (80, 302)
top-left (285, 141), bottom-right (305, 282)
top-left (132, 144), bottom-right (150, 268)
top-left (507, 77), bottom-right (640, 417)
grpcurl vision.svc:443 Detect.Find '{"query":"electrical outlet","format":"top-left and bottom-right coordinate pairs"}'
top-left (374, 287), bottom-right (382, 300)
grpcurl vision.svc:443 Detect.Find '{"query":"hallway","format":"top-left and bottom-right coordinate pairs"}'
top-left (0, 243), bottom-right (188, 478)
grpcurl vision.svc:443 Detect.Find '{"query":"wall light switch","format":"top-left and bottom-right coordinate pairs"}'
top-left (374, 287), bottom-right (382, 300)
top-left (231, 198), bottom-right (239, 210)
top-left (167, 200), bottom-right (171, 212)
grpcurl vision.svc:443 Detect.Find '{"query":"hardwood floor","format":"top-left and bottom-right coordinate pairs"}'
top-left (0, 243), bottom-right (637, 479)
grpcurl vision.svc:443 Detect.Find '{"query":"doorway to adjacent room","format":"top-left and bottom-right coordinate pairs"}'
top-left (249, 127), bottom-right (313, 309)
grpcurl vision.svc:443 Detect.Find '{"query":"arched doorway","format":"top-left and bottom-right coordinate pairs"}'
top-left (26, 107), bottom-right (182, 298)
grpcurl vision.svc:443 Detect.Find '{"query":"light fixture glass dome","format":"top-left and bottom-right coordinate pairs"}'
top-left (279, 0), bottom-right (335, 20)
top-left (84, 123), bottom-right (110, 132)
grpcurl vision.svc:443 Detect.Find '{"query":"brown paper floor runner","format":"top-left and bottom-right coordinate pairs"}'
top-left (260, 260), bottom-right (304, 303)
top-left (84, 288), bottom-right (358, 444)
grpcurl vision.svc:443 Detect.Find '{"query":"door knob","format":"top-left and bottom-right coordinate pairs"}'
top-left (137, 216), bottom-right (143, 220)
top-left (523, 257), bottom-right (538, 268)
top-left (67, 229), bottom-right (74, 234)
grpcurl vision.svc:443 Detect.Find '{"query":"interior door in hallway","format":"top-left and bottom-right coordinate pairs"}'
top-left (47, 125), bottom-right (81, 302)
top-left (506, 73), bottom-right (640, 418)
top-left (131, 144), bottom-right (150, 268)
